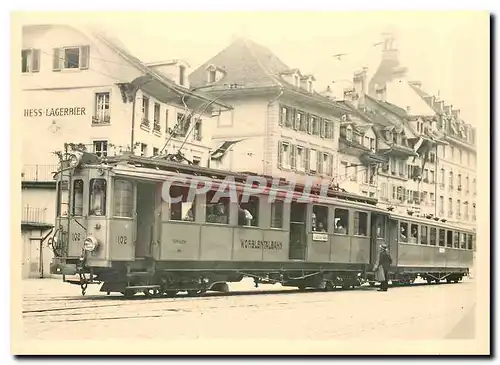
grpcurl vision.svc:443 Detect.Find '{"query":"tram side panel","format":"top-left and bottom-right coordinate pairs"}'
top-left (158, 222), bottom-right (201, 261)
top-left (232, 227), bottom-right (265, 261)
top-left (330, 235), bottom-right (351, 263)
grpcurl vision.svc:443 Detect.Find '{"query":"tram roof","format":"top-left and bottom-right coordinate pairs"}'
top-left (94, 154), bottom-right (380, 206)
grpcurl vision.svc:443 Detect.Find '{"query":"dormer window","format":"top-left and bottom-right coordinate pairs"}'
top-left (346, 126), bottom-right (353, 141)
top-left (208, 69), bottom-right (216, 83)
top-left (392, 132), bottom-right (398, 145)
top-left (179, 65), bottom-right (186, 86)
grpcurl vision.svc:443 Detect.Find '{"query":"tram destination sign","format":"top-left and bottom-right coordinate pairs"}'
top-left (24, 107), bottom-right (87, 117)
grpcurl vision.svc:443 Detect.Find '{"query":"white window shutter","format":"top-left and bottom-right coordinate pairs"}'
top-left (80, 45), bottom-right (90, 70)
top-left (290, 145), bottom-right (296, 169)
top-left (52, 48), bottom-right (61, 71)
top-left (277, 141), bottom-right (283, 169)
top-left (304, 148), bottom-right (310, 173)
top-left (31, 49), bottom-right (40, 72)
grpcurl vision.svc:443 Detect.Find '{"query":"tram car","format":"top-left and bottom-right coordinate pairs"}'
top-left (48, 151), bottom-right (475, 297)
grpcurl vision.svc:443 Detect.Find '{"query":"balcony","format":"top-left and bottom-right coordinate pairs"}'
top-left (22, 165), bottom-right (58, 183)
top-left (153, 122), bottom-right (161, 134)
top-left (140, 118), bottom-right (150, 130)
top-left (91, 115), bottom-right (110, 125)
top-left (21, 206), bottom-right (53, 228)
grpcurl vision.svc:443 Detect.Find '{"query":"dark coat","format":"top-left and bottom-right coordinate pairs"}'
top-left (379, 250), bottom-right (392, 270)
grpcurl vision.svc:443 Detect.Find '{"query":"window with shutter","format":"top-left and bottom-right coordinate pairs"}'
top-left (304, 148), bottom-right (310, 172)
top-left (277, 141), bottom-right (283, 169)
top-left (290, 145), bottom-right (296, 169)
top-left (31, 49), bottom-right (40, 72)
top-left (328, 155), bottom-right (333, 176)
top-left (306, 114), bottom-right (311, 134)
top-left (52, 48), bottom-right (61, 71)
top-left (80, 45), bottom-right (90, 70)
top-left (317, 151), bottom-right (322, 174)
top-left (293, 109), bottom-right (299, 130)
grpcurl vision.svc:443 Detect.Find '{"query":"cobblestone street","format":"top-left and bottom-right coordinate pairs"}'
top-left (21, 277), bottom-right (476, 342)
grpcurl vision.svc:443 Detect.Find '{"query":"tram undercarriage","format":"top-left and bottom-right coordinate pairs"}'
top-left (51, 256), bottom-right (468, 298)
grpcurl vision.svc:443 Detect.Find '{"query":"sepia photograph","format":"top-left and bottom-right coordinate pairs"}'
top-left (9, 6), bottom-right (491, 357)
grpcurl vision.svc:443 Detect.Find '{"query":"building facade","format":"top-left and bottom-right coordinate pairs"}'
top-left (189, 38), bottom-right (351, 185)
top-left (19, 24), bottom-right (230, 278)
top-left (361, 33), bottom-right (477, 228)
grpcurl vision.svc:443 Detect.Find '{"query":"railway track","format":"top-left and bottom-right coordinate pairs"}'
top-left (23, 279), bottom-right (465, 323)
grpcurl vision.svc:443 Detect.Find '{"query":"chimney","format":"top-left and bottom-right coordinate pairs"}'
top-left (375, 84), bottom-right (387, 102)
top-left (452, 109), bottom-right (460, 119)
top-left (435, 100), bottom-right (444, 113)
top-left (353, 67), bottom-right (368, 107)
top-left (343, 87), bottom-right (357, 102)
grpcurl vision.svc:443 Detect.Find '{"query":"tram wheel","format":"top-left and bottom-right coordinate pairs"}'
top-left (121, 290), bottom-right (136, 298)
top-left (164, 290), bottom-right (178, 298)
top-left (144, 288), bottom-right (162, 297)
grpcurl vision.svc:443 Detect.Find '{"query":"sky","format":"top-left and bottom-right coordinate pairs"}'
top-left (17, 11), bottom-right (490, 126)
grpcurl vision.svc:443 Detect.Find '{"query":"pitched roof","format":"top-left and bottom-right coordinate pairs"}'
top-left (92, 31), bottom-right (232, 109)
top-left (189, 37), bottom-right (290, 89)
top-left (189, 37), bottom-right (351, 113)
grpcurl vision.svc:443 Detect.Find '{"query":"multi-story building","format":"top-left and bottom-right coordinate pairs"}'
top-left (19, 23), bottom-right (230, 278)
top-left (407, 83), bottom-right (477, 229)
top-left (189, 37), bottom-right (351, 185)
top-left (363, 32), bottom-right (477, 228)
top-left (333, 65), bottom-right (444, 217)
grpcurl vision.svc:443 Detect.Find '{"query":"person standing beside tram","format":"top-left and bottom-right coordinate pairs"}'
top-left (374, 243), bottom-right (392, 292)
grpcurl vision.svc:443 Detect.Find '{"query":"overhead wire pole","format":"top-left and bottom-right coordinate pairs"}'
top-left (155, 83), bottom-right (237, 162)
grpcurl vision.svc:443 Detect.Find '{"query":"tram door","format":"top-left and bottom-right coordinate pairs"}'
top-left (370, 213), bottom-right (387, 265)
top-left (289, 202), bottom-right (307, 260)
top-left (135, 182), bottom-right (156, 258)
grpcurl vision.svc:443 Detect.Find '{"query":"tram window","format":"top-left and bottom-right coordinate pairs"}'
top-left (334, 208), bottom-right (348, 234)
top-left (57, 180), bottom-right (69, 217)
top-left (467, 235), bottom-right (473, 250)
top-left (399, 222), bottom-right (408, 242)
top-left (448, 231), bottom-right (454, 247)
top-left (72, 179), bottom-right (84, 216)
top-left (374, 216), bottom-right (385, 238)
top-left (430, 227), bottom-right (437, 246)
top-left (353, 211), bottom-right (368, 236)
top-left (453, 231), bottom-right (460, 248)
top-left (460, 233), bottom-right (466, 249)
top-left (410, 224), bottom-right (419, 244)
top-left (169, 185), bottom-right (195, 221)
top-left (113, 179), bottom-right (134, 218)
top-left (205, 190), bottom-right (229, 225)
top-left (438, 229), bottom-right (445, 247)
top-left (239, 196), bottom-right (259, 227)
top-left (420, 226), bottom-right (428, 244)
top-left (270, 201), bottom-right (284, 228)
top-left (312, 205), bottom-right (328, 232)
top-left (89, 179), bottom-right (107, 216)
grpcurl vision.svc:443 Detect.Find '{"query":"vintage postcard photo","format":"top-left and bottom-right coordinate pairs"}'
top-left (10, 9), bottom-right (490, 356)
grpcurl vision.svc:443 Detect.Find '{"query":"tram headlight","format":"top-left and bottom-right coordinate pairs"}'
top-left (69, 151), bottom-right (83, 168)
top-left (83, 236), bottom-right (99, 252)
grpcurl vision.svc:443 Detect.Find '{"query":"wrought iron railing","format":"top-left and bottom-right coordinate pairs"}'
top-left (22, 206), bottom-right (50, 224)
top-left (21, 165), bottom-right (58, 182)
